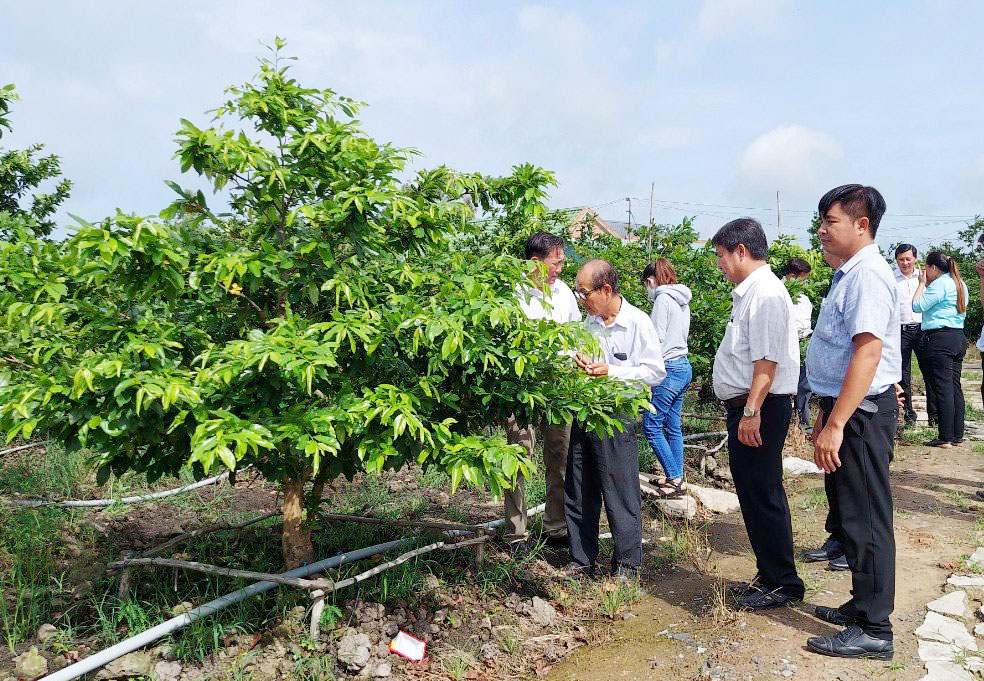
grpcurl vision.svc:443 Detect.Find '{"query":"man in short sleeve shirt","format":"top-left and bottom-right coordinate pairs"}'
top-left (805, 185), bottom-right (900, 660)
top-left (711, 218), bottom-right (804, 610)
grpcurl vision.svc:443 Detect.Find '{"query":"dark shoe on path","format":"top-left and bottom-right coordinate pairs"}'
top-left (804, 538), bottom-right (844, 563)
top-left (728, 573), bottom-right (761, 597)
top-left (925, 439), bottom-right (953, 449)
top-left (561, 561), bottom-right (595, 578)
top-left (734, 585), bottom-right (800, 611)
top-left (814, 605), bottom-right (859, 627)
top-left (545, 534), bottom-right (570, 550)
top-left (807, 626), bottom-right (894, 659)
top-left (828, 554), bottom-right (849, 571)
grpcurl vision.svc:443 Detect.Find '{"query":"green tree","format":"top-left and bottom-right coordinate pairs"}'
top-left (0, 85), bottom-right (73, 238)
top-left (0, 44), bottom-right (648, 567)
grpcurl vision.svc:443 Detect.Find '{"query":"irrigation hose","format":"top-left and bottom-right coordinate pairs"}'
top-left (5, 470), bottom-right (237, 508)
top-left (37, 503), bottom-right (546, 681)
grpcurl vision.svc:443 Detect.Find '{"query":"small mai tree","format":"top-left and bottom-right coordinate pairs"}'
top-left (0, 85), bottom-right (73, 238)
top-left (0, 44), bottom-right (648, 568)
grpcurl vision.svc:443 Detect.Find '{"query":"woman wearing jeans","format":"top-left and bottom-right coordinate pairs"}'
top-left (640, 259), bottom-right (692, 497)
top-left (912, 251), bottom-right (969, 449)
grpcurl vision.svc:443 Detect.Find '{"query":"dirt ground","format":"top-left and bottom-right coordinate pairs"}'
top-left (549, 436), bottom-right (984, 681)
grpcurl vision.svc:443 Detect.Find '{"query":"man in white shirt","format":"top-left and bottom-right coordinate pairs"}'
top-left (711, 218), bottom-right (804, 610)
top-left (503, 232), bottom-right (581, 556)
top-left (894, 244), bottom-right (936, 426)
top-left (566, 259), bottom-right (665, 579)
top-left (785, 258), bottom-right (814, 432)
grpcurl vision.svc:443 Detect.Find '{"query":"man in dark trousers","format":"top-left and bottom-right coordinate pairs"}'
top-left (894, 243), bottom-right (936, 427)
top-left (566, 259), bottom-right (665, 580)
top-left (806, 184), bottom-right (899, 660)
top-left (711, 218), bottom-right (805, 610)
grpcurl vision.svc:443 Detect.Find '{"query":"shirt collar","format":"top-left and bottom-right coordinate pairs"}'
top-left (732, 263), bottom-right (772, 299)
top-left (590, 296), bottom-right (630, 329)
top-left (894, 266), bottom-right (919, 281)
top-left (837, 243), bottom-right (880, 277)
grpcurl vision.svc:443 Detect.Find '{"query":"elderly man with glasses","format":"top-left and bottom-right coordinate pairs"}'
top-left (565, 259), bottom-right (665, 580)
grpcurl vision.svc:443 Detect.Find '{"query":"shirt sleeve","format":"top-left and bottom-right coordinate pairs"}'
top-left (911, 279), bottom-right (945, 314)
top-left (607, 318), bottom-right (666, 387)
top-left (843, 269), bottom-right (895, 340)
top-left (745, 293), bottom-right (791, 363)
top-left (650, 297), bottom-right (670, 341)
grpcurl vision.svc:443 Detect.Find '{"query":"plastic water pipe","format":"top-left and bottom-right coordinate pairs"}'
top-left (38, 502), bottom-right (546, 681)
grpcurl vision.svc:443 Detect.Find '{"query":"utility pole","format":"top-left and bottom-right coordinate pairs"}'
top-left (776, 190), bottom-right (782, 233)
top-left (626, 197), bottom-right (632, 236)
top-left (648, 182), bottom-right (655, 258)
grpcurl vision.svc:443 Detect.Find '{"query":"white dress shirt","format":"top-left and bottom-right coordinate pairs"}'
top-left (517, 278), bottom-right (581, 323)
top-left (713, 264), bottom-right (800, 400)
top-left (793, 293), bottom-right (813, 340)
top-left (585, 298), bottom-right (666, 387)
top-left (893, 267), bottom-right (922, 325)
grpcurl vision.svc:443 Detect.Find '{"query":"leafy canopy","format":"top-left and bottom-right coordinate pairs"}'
top-left (0, 43), bottom-right (649, 502)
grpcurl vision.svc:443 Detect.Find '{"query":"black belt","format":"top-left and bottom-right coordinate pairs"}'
top-left (901, 323), bottom-right (920, 330)
top-left (818, 387), bottom-right (895, 415)
top-left (722, 393), bottom-right (785, 410)
top-left (924, 326), bottom-right (962, 334)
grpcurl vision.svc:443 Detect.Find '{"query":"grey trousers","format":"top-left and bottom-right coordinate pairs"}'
top-left (503, 416), bottom-right (571, 542)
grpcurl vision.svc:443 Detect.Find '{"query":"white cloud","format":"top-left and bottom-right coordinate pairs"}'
top-left (736, 125), bottom-right (845, 206)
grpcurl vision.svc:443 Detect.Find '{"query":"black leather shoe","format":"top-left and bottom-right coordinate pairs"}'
top-left (924, 438), bottom-right (953, 448)
top-left (814, 605), bottom-right (858, 627)
top-left (807, 626), bottom-right (893, 659)
top-left (828, 554), bottom-right (849, 571)
top-left (728, 573), bottom-right (761, 597)
top-left (545, 534), bottom-right (569, 549)
top-left (734, 585), bottom-right (800, 611)
top-left (804, 538), bottom-right (844, 563)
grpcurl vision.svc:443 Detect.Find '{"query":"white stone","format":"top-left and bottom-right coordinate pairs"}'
top-left (922, 660), bottom-right (975, 681)
top-left (13, 648), bottom-right (47, 679)
top-left (918, 640), bottom-right (959, 662)
top-left (153, 661), bottom-right (182, 681)
top-left (687, 485), bottom-right (741, 514)
top-left (927, 591), bottom-right (972, 619)
top-left (965, 657), bottom-right (984, 673)
top-left (947, 575), bottom-right (984, 599)
top-left (652, 495), bottom-right (697, 519)
top-left (530, 597), bottom-right (557, 626)
top-left (95, 651), bottom-right (155, 679)
top-left (336, 631), bottom-right (371, 672)
top-left (915, 612), bottom-right (978, 650)
top-left (782, 457), bottom-right (823, 475)
top-left (968, 548), bottom-right (984, 568)
top-left (975, 622), bottom-right (984, 636)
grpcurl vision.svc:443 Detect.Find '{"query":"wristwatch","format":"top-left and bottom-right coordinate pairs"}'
top-left (742, 406), bottom-right (758, 418)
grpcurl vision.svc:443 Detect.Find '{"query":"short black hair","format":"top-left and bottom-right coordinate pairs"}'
top-left (784, 258), bottom-right (811, 276)
top-left (524, 231), bottom-right (565, 260)
top-left (584, 258), bottom-right (620, 294)
top-left (711, 217), bottom-right (768, 260)
top-left (895, 243), bottom-right (917, 259)
top-left (818, 184), bottom-right (887, 236)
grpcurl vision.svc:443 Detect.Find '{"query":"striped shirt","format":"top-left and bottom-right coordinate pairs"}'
top-left (806, 244), bottom-right (902, 397)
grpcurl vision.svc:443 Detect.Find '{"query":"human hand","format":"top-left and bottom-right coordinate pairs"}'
top-left (574, 353), bottom-right (591, 370)
top-left (738, 414), bottom-right (762, 447)
top-left (585, 362), bottom-right (609, 377)
top-left (918, 268), bottom-right (927, 285)
top-left (895, 383), bottom-right (905, 410)
top-left (814, 420), bottom-right (843, 473)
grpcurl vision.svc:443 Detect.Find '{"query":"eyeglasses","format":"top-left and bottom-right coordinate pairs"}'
top-left (573, 286), bottom-right (600, 301)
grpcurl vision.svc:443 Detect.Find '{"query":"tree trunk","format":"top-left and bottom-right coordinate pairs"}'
top-left (282, 474), bottom-right (314, 570)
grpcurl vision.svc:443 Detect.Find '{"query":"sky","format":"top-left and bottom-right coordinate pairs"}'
top-left (2, 0), bottom-right (983, 247)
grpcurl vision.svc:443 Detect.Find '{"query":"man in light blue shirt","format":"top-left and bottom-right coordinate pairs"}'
top-left (804, 184), bottom-right (900, 661)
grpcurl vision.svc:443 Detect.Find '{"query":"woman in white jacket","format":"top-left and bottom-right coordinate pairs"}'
top-left (640, 258), bottom-right (693, 497)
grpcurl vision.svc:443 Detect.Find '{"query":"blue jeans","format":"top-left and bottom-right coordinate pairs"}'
top-left (641, 357), bottom-right (692, 480)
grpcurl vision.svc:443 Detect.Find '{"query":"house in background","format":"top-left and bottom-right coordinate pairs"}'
top-left (567, 206), bottom-right (639, 242)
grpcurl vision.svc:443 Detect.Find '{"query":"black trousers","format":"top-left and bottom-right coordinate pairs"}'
top-left (565, 419), bottom-right (643, 569)
top-left (900, 324), bottom-right (936, 424)
top-left (820, 389), bottom-right (897, 640)
top-left (794, 364), bottom-right (812, 427)
top-left (725, 395), bottom-right (804, 598)
top-left (924, 327), bottom-right (966, 443)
